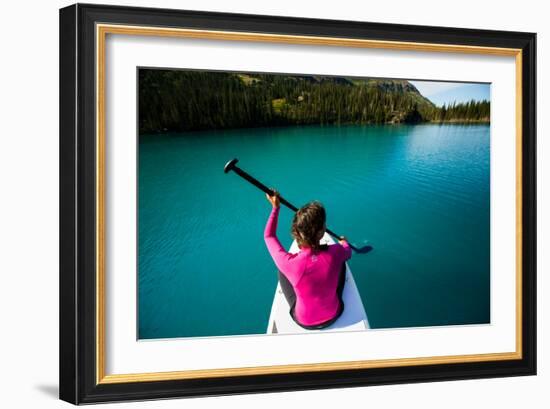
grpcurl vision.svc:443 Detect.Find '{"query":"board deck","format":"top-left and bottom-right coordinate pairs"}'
top-left (266, 233), bottom-right (370, 334)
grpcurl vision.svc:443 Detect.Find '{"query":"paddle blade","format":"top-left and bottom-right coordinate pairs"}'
top-left (351, 245), bottom-right (373, 254)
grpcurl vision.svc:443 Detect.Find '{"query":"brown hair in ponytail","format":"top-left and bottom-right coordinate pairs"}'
top-left (291, 201), bottom-right (326, 251)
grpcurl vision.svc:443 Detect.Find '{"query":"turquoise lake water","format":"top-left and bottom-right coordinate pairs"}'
top-left (138, 124), bottom-right (490, 339)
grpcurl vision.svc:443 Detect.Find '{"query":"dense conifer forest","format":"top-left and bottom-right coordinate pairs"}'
top-left (138, 70), bottom-right (490, 133)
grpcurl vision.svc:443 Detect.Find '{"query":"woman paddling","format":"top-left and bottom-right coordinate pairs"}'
top-left (264, 190), bottom-right (352, 330)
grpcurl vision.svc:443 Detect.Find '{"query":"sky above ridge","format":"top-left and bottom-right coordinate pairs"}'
top-left (409, 80), bottom-right (490, 107)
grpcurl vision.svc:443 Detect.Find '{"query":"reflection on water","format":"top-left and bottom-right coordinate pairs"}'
top-left (138, 124), bottom-right (490, 339)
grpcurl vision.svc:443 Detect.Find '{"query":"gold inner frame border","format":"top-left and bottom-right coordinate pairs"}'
top-left (95, 23), bottom-right (523, 385)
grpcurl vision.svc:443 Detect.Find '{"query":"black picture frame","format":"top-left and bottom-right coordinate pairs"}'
top-left (59, 3), bottom-right (536, 405)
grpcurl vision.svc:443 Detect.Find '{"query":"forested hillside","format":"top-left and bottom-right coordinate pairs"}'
top-left (139, 70), bottom-right (490, 133)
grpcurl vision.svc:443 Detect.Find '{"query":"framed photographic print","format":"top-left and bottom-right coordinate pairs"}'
top-left (59, 3), bottom-right (536, 404)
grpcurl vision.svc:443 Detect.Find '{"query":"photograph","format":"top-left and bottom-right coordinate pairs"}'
top-left (137, 68), bottom-right (491, 339)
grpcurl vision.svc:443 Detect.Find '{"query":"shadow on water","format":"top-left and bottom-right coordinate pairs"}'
top-left (353, 245), bottom-right (373, 254)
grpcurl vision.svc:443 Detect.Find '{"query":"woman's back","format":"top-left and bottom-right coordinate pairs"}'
top-left (263, 205), bottom-right (352, 326)
top-left (290, 244), bottom-right (350, 325)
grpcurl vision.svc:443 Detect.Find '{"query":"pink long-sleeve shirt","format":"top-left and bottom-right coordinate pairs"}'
top-left (264, 206), bottom-right (352, 326)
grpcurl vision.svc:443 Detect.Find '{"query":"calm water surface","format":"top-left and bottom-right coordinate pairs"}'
top-left (138, 124), bottom-right (490, 339)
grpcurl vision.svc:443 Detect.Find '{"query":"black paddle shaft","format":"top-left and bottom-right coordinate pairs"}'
top-left (224, 158), bottom-right (360, 251)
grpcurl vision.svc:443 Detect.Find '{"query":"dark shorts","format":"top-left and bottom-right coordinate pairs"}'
top-left (278, 262), bottom-right (346, 330)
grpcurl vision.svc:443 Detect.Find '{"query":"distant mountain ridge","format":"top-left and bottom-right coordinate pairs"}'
top-left (138, 70), bottom-right (488, 133)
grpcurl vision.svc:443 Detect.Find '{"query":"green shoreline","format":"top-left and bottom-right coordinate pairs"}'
top-left (429, 118), bottom-right (490, 124)
top-left (142, 120), bottom-right (490, 135)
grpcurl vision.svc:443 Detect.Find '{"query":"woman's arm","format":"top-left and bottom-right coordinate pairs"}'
top-left (264, 206), bottom-right (285, 254)
top-left (264, 192), bottom-right (301, 285)
top-left (338, 237), bottom-right (353, 261)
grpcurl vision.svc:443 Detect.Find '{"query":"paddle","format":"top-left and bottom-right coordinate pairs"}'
top-left (224, 158), bottom-right (372, 254)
